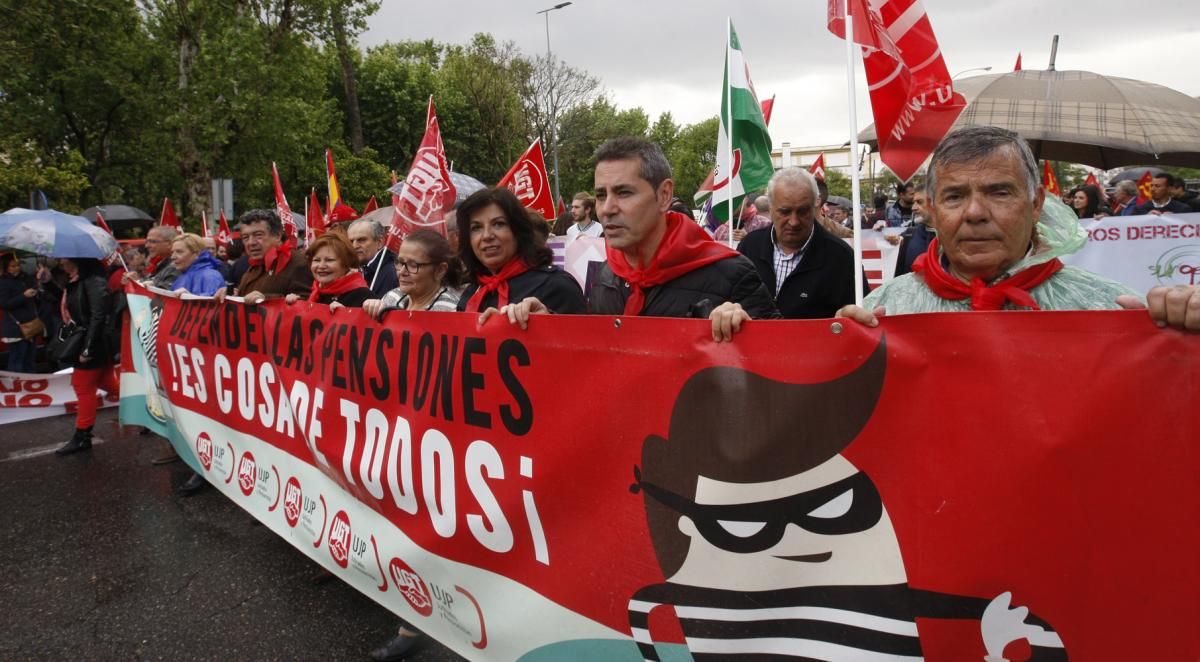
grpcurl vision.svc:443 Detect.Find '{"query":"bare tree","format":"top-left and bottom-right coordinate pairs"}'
top-left (519, 54), bottom-right (600, 156)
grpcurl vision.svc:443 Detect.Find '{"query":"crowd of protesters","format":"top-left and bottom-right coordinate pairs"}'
top-left (15, 128), bottom-right (1200, 661)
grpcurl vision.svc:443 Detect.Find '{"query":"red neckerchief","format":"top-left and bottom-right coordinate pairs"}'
top-left (606, 211), bottom-right (738, 316)
top-left (308, 271), bottom-right (368, 302)
top-left (912, 237), bottom-right (1063, 311)
top-left (147, 254), bottom-right (164, 274)
top-left (248, 238), bottom-right (295, 274)
top-left (464, 259), bottom-right (532, 313)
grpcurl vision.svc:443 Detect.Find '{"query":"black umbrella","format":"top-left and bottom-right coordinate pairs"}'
top-left (1107, 167), bottom-right (1167, 185)
top-left (80, 204), bottom-right (153, 223)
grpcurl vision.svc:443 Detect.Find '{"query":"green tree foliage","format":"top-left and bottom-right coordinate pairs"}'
top-left (666, 117), bottom-right (718, 204)
top-left (555, 98), bottom-right (649, 198)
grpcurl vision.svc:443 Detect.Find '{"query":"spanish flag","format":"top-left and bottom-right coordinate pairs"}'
top-left (326, 148), bottom-right (342, 211)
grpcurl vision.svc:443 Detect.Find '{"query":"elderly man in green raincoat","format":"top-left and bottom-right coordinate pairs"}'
top-left (837, 126), bottom-right (1200, 330)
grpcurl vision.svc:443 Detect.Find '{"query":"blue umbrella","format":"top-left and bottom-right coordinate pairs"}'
top-left (0, 208), bottom-right (120, 258)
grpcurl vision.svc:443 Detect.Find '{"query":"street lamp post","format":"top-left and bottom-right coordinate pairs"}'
top-left (537, 2), bottom-right (572, 212)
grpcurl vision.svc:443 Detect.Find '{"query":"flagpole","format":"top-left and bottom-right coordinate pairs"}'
top-left (725, 17), bottom-right (735, 249)
top-left (844, 0), bottom-right (864, 306)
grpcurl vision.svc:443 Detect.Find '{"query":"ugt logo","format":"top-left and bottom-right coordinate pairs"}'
top-left (1150, 245), bottom-right (1200, 286)
top-left (389, 557), bottom-right (434, 617)
top-left (195, 432), bottom-right (213, 471)
top-left (329, 510), bottom-right (352, 569)
top-left (283, 477), bottom-right (302, 528)
top-left (509, 160), bottom-right (542, 205)
top-left (398, 148), bottom-right (450, 221)
top-left (237, 452), bottom-right (256, 497)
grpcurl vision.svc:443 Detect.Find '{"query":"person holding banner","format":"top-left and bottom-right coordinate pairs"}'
top-left (456, 187), bottom-right (586, 316)
top-left (363, 229), bottom-right (462, 319)
top-left (232, 210), bottom-right (312, 304)
top-left (837, 126), bottom-right (1200, 331)
top-left (0, 253), bottom-right (42, 373)
top-left (56, 258), bottom-right (120, 455)
top-left (488, 137), bottom-right (777, 340)
top-left (169, 233), bottom-right (226, 297)
top-left (285, 233), bottom-right (372, 309)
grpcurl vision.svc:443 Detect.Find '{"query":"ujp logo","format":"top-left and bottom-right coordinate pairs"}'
top-left (389, 557), bottom-right (433, 617)
top-left (1150, 245), bottom-right (1200, 286)
top-left (283, 477), bottom-right (302, 527)
top-left (195, 432), bottom-right (213, 471)
top-left (237, 452), bottom-right (257, 497)
top-left (329, 510), bottom-right (352, 568)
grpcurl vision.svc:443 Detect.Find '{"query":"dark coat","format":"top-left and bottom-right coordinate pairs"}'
top-left (894, 223), bottom-right (936, 278)
top-left (1133, 199), bottom-right (1192, 215)
top-left (0, 273), bottom-right (38, 337)
top-left (313, 287), bottom-right (374, 308)
top-left (457, 266), bottom-right (586, 314)
top-left (588, 254), bottom-right (779, 319)
top-left (361, 249), bottom-right (399, 298)
top-left (238, 250), bottom-right (313, 299)
top-left (738, 223), bottom-right (865, 320)
top-left (65, 273), bottom-right (114, 365)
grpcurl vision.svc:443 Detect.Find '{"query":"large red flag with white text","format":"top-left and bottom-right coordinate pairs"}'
top-left (497, 140), bottom-right (557, 221)
top-left (386, 97), bottom-right (456, 251)
top-left (272, 162), bottom-right (297, 239)
top-left (827, 0), bottom-right (966, 182)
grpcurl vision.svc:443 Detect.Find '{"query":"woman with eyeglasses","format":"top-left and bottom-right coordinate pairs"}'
top-left (456, 187), bottom-right (585, 317)
top-left (363, 230), bottom-right (463, 319)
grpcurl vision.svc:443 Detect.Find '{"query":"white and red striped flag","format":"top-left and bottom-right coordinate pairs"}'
top-left (827, 0), bottom-right (966, 182)
top-left (809, 153), bottom-right (827, 182)
top-left (386, 97), bottom-right (456, 252)
top-left (200, 211), bottom-right (211, 240)
top-left (271, 162), bottom-right (297, 239)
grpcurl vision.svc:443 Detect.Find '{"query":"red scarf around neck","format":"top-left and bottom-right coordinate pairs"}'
top-left (147, 254), bottom-right (165, 274)
top-left (308, 270), bottom-right (368, 302)
top-left (606, 211), bottom-right (738, 316)
top-left (912, 237), bottom-right (1062, 311)
top-left (464, 259), bottom-right (532, 313)
top-left (249, 238), bottom-right (295, 274)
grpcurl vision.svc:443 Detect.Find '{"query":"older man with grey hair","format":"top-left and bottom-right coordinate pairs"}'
top-left (737, 166), bottom-right (863, 319)
top-left (837, 126), bottom-right (1200, 331)
top-left (124, 225), bottom-right (179, 289)
top-left (348, 217), bottom-right (398, 297)
top-left (1109, 180), bottom-right (1140, 216)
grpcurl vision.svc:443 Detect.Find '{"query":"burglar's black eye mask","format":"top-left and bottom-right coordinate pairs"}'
top-left (632, 468), bottom-right (883, 554)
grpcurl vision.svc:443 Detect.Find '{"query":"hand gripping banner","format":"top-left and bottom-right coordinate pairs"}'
top-left (119, 284), bottom-right (1200, 660)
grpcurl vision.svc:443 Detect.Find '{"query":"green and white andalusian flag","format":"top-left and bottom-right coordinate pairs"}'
top-left (710, 21), bottom-right (773, 222)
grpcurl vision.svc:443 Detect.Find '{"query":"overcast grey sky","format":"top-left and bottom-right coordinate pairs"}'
top-left (362, 1), bottom-right (1200, 149)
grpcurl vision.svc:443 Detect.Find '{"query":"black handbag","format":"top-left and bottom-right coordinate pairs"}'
top-left (47, 322), bottom-right (86, 363)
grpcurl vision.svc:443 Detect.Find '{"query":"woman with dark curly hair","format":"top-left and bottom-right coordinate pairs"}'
top-left (455, 187), bottom-right (585, 316)
top-left (1071, 185), bottom-right (1105, 219)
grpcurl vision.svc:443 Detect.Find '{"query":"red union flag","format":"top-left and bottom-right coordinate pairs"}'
top-left (1135, 171), bottom-right (1153, 205)
top-left (387, 97), bottom-right (456, 251)
top-left (215, 210), bottom-right (232, 248)
top-left (306, 188), bottom-right (326, 245)
top-left (498, 139), bottom-right (556, 221)
top-left (828, 0), bottom-right (966, 182)
top-left (1042, 161), bottom-right (1062, 197)
top-left (272, 162), bottom-right (297, 239)
top-left (159, 198), bottom-right (180, 229)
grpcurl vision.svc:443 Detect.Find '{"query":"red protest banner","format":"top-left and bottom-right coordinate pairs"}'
top-left (827, 0), bottom-right (966, 182)
top-left (122, 287), bottom-right (1200, 661)
top-left (497, 139), bottom-right (557, 221)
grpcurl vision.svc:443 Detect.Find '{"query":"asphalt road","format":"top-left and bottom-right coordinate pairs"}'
top-left (0, 409), bottom-right (463, 661)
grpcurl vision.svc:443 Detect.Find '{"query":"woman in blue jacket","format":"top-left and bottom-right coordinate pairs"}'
top-left (170, 233), bottom-right (226, 297)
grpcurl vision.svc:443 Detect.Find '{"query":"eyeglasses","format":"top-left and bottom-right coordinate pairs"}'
top-left (396, 260), bottom-right (433, 273)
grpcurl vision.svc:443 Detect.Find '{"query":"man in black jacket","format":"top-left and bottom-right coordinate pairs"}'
top-left (348, 218), bottom-right (398, 297)
top-left (483, 137), bottom-right (778, 341)
top-left (738, 167), bottom-right (864, 319)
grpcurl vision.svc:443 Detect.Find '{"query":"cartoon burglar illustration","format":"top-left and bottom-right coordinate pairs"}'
top-left (628, 341), bottom-right (1065, 661)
